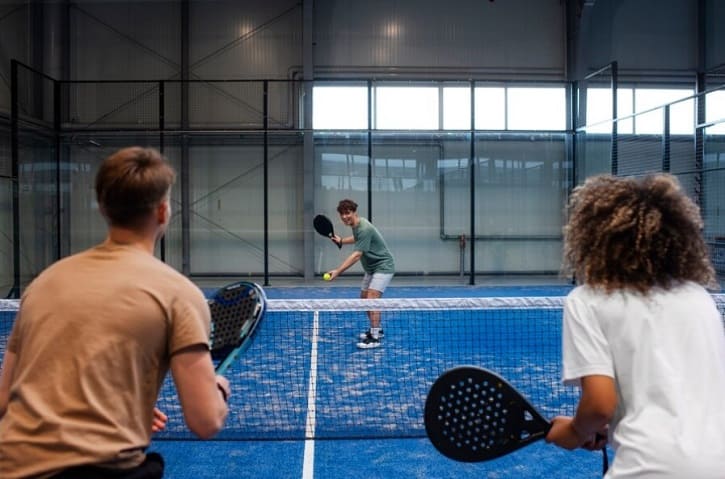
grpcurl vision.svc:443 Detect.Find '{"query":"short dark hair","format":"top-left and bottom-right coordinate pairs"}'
top-left (337, 199), bottom-right (358, 214)
top-left (95, 147), bottom-right (176, 228)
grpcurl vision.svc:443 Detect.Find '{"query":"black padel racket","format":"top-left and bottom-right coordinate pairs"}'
top-left (208, 281), bottom-right (267, 374)
top-left (425, 366), bottom-right (608, 475)
top-left (313, 214), bottom-right (342, 249)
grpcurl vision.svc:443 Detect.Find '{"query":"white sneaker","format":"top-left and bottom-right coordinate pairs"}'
top-left (357, 329), bottom-right (385, 340)
top-left (356, 333), bottom-right (382, 349)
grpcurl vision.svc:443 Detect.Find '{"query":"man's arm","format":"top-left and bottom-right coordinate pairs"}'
top-left (170, 344), bottom-right (229, 439)
top-left (332, 234), bottom-right (355, 245)
top-left (328, 250), bottom-right (363, 280)
top-left (546, 375), bottom-right (616, 450)
top-left (0, 350), bottom-right (17, 419)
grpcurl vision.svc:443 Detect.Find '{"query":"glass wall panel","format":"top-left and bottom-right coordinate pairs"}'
top-left (701, 124), bottom-right (725, 272)
top-left (187, 135), bottom-right (265, 275)
top-left (18, 131), bottom-right (58, 289)
top-left (0, 177), bottom-right (11, 295)
top-left (267, 132), bottom-right (304, 275)
top-left (314, 132), bottom-right (368, 274)
top-left (575, 131), bottom-right (610, 183)
top-left (370, 132), bottom-right (471, 275)
top-left (63, 133), bottom-right (163, 257)
top-left (474, 133), bottom-right (567, 273)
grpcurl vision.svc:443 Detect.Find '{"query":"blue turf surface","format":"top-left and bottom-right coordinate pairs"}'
top-left (150, 284), bottom-right (612, 478)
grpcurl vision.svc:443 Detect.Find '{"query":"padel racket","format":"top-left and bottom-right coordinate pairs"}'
top-left (425, 366), bottom-right (608, 474)
top-left (313, 214), bottom-right (342, 249)
top-left (207, 281), bottom-right (267, 374)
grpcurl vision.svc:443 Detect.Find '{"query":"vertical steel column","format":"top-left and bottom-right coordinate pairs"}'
top-left (570, 80), bottom-right (578, 189)
top-left (662, 105), bottom-right (670, 173)
top-left (367, 80), bottom-right (373, 221)
top-left (695, 0), bottom-right (706, 208)
top-left (54, 79), bottom-right (61, 261)
top-left (263, 81), bottom-right (270, 286)
top-left (302, 0), bottom-right (314, 282)
top-left (10, 60), bottom-right (20, 298)
top-left (610, 61), bottom-right (618, 176)
top-left (469, 82), bottom-right (476, 285)
top-left (695, 73), bottom-right (705, 208)
top-left (159, 80), bottom-right (166, 262)
top-left (180, 0), bottom-right (191, 274)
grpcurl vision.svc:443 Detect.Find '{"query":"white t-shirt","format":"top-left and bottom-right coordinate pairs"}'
top-left (563, 282), bottom-right (725, 479)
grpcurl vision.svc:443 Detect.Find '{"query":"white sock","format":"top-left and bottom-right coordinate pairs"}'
top-left (370, 327), bottom-right (381, 339)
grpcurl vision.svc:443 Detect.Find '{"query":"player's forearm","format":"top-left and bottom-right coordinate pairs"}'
top-left (336, 251), bottom-right (362, 273)
top-left (572, 375), bottom-right (616, 439)
top-left (171, 347), bottom-right (229, 439)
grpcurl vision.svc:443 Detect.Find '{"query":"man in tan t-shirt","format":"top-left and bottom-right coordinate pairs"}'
top-left (0, 147), bottom-right (230, 478)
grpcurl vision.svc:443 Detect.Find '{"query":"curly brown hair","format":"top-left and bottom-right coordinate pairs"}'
top-left (563, 173), bottom-right (717, 293)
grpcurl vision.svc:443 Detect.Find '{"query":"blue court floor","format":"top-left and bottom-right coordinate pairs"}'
top-left (150, 283), bottom-right (610, 479)
top-left (152, 437), bottom-right (608, 479)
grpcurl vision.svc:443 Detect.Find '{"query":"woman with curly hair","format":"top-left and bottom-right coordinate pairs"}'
top-left (546, 174), bottom-right (725, 478)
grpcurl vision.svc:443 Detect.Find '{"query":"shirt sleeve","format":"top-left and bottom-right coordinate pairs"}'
top-left (6, 310), bottom-right (21, 354)
top-left (354, 225), bottom-right (372, 253)
top-left (562, 292), bottom-right (615, 387)
top-left (167, 284), bottom-right (211, 356)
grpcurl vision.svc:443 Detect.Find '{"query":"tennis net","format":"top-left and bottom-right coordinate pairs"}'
top-left (2, 295), bottom-right (725, 441)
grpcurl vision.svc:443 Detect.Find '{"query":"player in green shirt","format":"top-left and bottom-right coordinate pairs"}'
top-left (325, 199), bottom-right (395, 349)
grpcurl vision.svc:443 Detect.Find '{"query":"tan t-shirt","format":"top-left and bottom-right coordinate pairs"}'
top-left (0, 243), bottom-right (210, 479)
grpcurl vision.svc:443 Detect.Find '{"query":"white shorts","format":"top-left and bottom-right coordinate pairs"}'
top-left (361, 272), bottom-right (394, 293)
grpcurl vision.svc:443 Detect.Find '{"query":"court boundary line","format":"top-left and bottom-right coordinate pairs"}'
top-left (302, 310), bottom-right (320, 479)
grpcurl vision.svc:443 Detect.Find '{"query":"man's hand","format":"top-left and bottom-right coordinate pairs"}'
top-left (151, 407), bottom-right (168, 433)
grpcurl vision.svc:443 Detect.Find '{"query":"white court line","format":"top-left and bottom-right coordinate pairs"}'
top-left (301, 310), bottom-right (320, 479)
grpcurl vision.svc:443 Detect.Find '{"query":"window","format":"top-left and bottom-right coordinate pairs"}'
top-left (375, 86), bottom-right (438, 130)
top-left (442, 87), bottom-right (471, 130)
top-left (313, 86), bottom-right (368, 129)
top-left (507, 87), bottom-right (566, 130)
top-left (584, 87), bottom-right (633, 134)
top-left (313, 83), bottom-right (568, 131)
top-left (635, 88), bottom-right (694, 135)
top-left (475, 87), bottom-right (506, 130)
top-left (705, 90), bottom-right (725, 135)
top-left (585, 87), bottom-right (694, 135)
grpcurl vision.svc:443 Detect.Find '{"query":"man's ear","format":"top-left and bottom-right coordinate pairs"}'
top-left (156, 198), bottom-right (170, 225)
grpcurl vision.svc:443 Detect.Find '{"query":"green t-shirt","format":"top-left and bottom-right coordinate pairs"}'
top-left (353, 217), bottom-right (395, 274)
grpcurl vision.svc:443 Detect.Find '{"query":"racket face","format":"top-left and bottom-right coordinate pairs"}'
top-left (313, 214), bottom-right (335, 238)
top-left (425, 366), bottom-right (550, 462)
top-left (208, 281), bottom-right (266, 371)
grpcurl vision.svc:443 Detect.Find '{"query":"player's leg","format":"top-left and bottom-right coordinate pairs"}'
top-left (356, 273), bottom-right (393, 349)
top-left (356, 273), bottom-right (380, 341)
